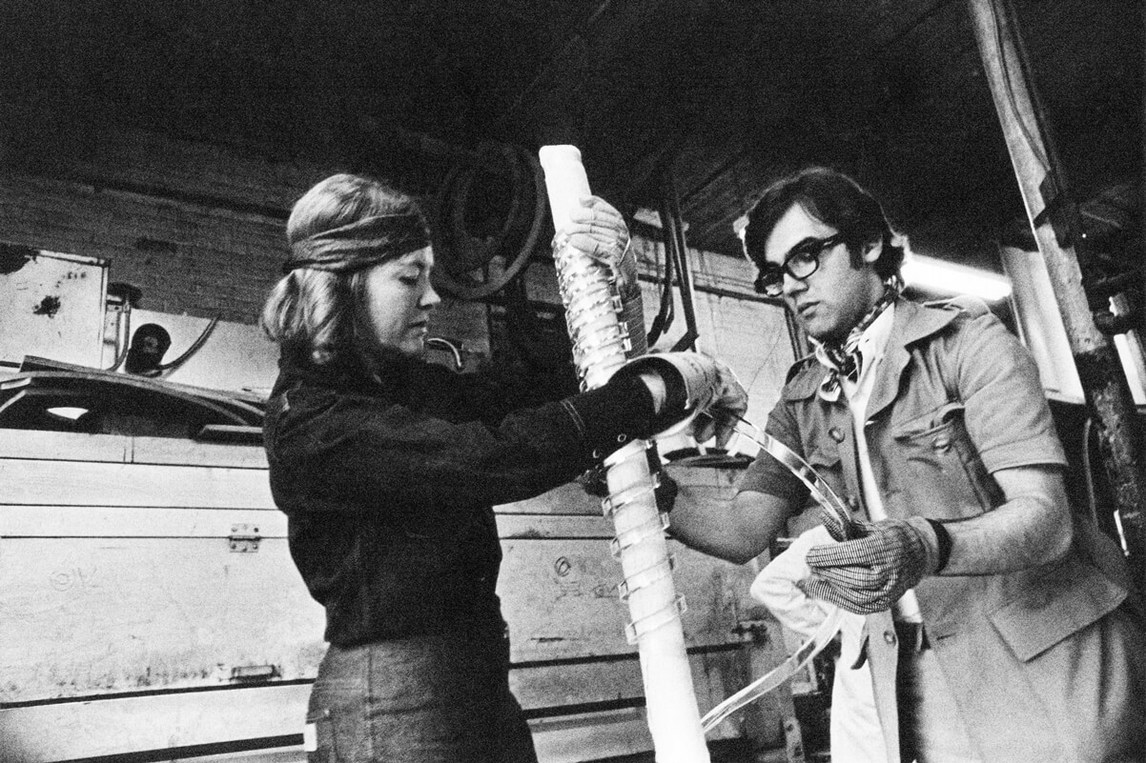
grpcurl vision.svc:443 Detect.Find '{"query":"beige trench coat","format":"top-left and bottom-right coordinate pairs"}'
top-left (741, 298), bottom-right (1144, 761)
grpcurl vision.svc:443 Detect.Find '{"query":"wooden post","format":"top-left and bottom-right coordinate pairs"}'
top-left (967, 0), bottom-right (1146, 588)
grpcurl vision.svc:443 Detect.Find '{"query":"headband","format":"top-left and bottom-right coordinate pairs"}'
top-left (282, 213), bottom-right (430, 274)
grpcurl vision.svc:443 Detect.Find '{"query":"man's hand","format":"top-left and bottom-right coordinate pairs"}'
top-left (798, 517), bottom-right (942, 615)
top-left (818, 503), bottom-right (859, 543)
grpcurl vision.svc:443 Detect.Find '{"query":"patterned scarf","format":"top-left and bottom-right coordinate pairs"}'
top-left (814, 277), bottom-right (903, 391)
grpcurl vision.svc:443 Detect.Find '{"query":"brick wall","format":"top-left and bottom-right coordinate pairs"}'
top-left (0, 126), bottom-right (795, 423)
top-left (0, 169), bottom-right (293, 324)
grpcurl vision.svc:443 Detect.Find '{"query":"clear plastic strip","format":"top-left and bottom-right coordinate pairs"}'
top-left (617, 554), bottom-right (675, 600)
top-left (691, 417), bottom-right (862, 734)
top-left (700, 609), bottom-right (844, 733)
top-left (624, 594), bottom-right (689, 645)
top-left (733, 416), bottom-right (858, 540)
top-left (609, 512), bottom-right (671, 558)
top-left (600, 476), bottom-right (659, 517)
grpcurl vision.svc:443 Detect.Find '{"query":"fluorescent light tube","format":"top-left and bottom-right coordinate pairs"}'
top-left (902, 254), bottom-right (1012, 302)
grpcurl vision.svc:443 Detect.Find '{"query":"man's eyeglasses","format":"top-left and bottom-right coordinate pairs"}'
top-left (754, 233), bottom-right (847, 297)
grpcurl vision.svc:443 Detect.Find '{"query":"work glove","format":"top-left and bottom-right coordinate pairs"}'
top-left (819, 502), bottom-right (861, 543)
top-left (557, 196), bottom-right (637, 296)
top-left (612, 352), bottom-right (749, 449)
top-left (798, 517), bottom-right (942, 615)
top-left (556, 196), bottom-right (647, 358)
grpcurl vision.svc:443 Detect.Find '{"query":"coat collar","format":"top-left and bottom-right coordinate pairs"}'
top-left (782, 299), bottom-right (965, 419)
top-left (273, 346), bottom-right (424, 401)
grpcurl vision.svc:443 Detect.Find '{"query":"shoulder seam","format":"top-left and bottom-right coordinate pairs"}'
top-left (785, 353), bottom-right (818, 384)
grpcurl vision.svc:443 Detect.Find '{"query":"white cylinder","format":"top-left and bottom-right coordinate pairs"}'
top-left (538, 145), bottom-right (593, 235)
top-left (541, 144), bottom-right (711, 763)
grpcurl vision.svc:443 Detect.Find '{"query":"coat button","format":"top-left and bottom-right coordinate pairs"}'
top-left (828, 427), bottom-right (845, 442)
top-left (616, 434), bottom-right (628, 443)
top-left (884, 630), bottom-right (897, 645)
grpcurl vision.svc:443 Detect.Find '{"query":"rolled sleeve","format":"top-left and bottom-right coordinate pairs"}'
top-left (735, 401), bottom-right (809, 503)
top-left (954, 314), bottom-right (1066, 473)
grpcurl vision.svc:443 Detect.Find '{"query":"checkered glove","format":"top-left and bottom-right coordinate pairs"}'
top-left (798, 517), bottom-right (941, 615)
top-left (818, 503), bottom-right (860, 543)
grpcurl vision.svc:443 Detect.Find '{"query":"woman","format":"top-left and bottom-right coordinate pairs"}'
top-left (261, 172), bottom-right (745, 763)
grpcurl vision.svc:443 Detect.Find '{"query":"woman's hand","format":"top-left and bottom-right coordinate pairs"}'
top-left (614, 352), bottom-right (749, 449)
top-left (559, 196), bottom-right (637, 295)
top-left (689, 356), bottom-right (749, 448)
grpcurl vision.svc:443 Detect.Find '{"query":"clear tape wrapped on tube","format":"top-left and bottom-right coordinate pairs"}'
top-left (540, 144), bottom-right (711, 763)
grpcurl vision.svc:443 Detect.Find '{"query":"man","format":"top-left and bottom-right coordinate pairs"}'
top-left (668, 166), bottom-right (1145, 761)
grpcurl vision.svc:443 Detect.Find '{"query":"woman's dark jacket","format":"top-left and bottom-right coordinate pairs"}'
top-left (263, 351), bottom-right (656, 647)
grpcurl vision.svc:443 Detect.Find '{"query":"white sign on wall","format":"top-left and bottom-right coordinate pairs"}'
top-left (0, 247), bottom-right (108, 372)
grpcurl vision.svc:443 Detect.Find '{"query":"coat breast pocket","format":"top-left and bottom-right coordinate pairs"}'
top-left (891, 402), bottom-right (1001, 518)
top-left (800, 444), bottom-right (851, 511)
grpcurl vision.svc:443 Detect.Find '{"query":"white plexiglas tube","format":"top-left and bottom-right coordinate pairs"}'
top-left (539, 145), bottom-right (711, 763)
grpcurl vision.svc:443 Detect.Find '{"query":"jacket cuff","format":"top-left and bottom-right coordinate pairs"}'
top-left (562, 373), bottom-right (658, 458)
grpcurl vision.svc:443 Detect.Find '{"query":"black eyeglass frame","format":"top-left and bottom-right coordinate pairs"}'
top-left (753, 232), bottom-right (848, 296)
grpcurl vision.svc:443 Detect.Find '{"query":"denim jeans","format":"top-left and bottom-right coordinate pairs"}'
top-left (307, 630), bottom-right (537, 763)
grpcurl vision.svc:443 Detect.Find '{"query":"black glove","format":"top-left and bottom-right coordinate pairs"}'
top-left (611, 352), bottom-right (748, 448)
top-left (654, 469), bottom-right (678, 514)
top-left (798, 517), bottom-right (942, 615)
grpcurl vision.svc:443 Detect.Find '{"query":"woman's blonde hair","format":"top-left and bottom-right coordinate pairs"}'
top-left (261, 173), bottom-right (427, 365)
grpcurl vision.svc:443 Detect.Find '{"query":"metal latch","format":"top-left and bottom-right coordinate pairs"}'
top-left (732, 619), bottom-right (773, 644)
top-left (229, 523), bottom-right (262, 553)
top-left (230, 663), bottom-right (279, 682)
